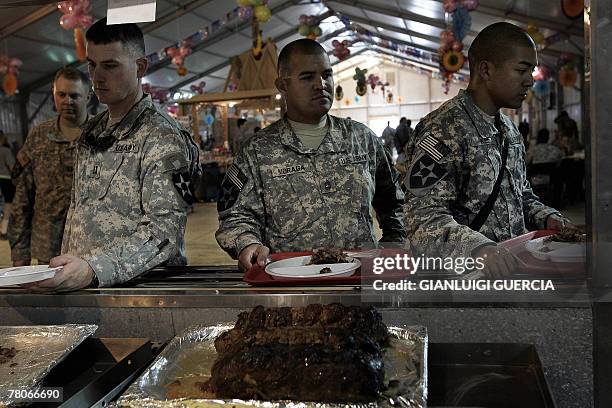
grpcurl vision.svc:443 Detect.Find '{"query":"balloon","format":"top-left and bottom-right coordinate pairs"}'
top-left (306, 33), bottom-right (317, 40)
top-left (440, 30), bottom-right (455, 46)
top-left (254, 5), bottom-right (271, 23)
top-left (461, 0), bottom-right (479, 11)
top-left (236, 0), bottom-right (250, 6)
top-left (313, 26), bottom-right (322, 36)
top-left (298, 25), bottom-right (310, 36)
top-left (172, 56), bottom-right (184, 66)
top-left (238, 6), bottom-right (252, 19)
top-left (335, 85), bottom-right (343, 101)
top-left (2, 73), bottom-right (17, 96)
top-left (74, 27), bottom-right (86, 61)
top-left (443, 0), bottom-right (457, 13)
top-left (306, 15), bottom-right (317, 26)
top-left (559, 67), bottom-right (577, 87)
top-left (451, 41), bottom-right (464, 52)
top-left (60, 13), bottom-right (78, 29)
top-left (532, 80), bottom-right (550, 97)
top-left (299, 15), bottom-right (308, 25)
top-left (176, 66), bottom-right (188, 76)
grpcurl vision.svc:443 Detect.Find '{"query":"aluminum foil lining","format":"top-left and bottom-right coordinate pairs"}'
top-left (0, 324), bottom-right (98, 406)
top-left (115, 323), bottom-right (427, 408)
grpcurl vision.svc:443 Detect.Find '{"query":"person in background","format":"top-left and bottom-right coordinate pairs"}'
top-left (526, 129), bottom-right (564, 165)
top-left (9, 67), bottom-right (90, 265)
top-left (518, 118), bottom-right (530, 148)
top-left (216, 39), bottom-right (405, 271)
top-left (381, 121), bottom-right (396, 158)
top-left (0, 132), bottom-right (15, 239)
top-left (232, 118), bottom-right (247, 154)
top-left (554, 111), bottom-right (579, 154)
top-left (404, 22), bottom-right (573, 278)
top-left (394, 117), bottom-right (412, 155)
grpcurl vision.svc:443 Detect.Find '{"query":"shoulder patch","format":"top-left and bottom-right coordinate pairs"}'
top-left (218, 164), bottom-right (248, 212)
top-left (161, 152), bottom-right (188, 173)
top-left (407, 153), bottom-right (448, 196)
top-left (417, 135), bottom-right (451, 162)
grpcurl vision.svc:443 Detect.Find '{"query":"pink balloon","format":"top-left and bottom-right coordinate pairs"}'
top-left (57, 1), bottom-right (71, 14)
top-left (443, 0), bottom-right (458, 13)
top-left (179, 46), bottom-right (191, 57)
top-left (172, 56), bottom-right (184, 65)
top-left (299, 14), bottom-right (307, 25)
top-left (60, 13), bottom-right (78, 29)
top-left (461, 0), bottom-right (479, 11)
top-left (332, 39), bottom-right (340, 47)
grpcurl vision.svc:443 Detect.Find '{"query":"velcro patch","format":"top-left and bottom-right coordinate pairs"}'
top-left (339, 153), bottom-right (368, 165)
top-left (417, 135), bottom-right (451, 162)
top-left (271, 164), bottom-right (306, 178)
top-left (218, 164), bottom-right (248, 212)
top-left (172, 171), bottom-right (195, 205)
top-left (161, 153), bottom-right (188, 173)
top-left (407, 153), bottom-right (448, 196)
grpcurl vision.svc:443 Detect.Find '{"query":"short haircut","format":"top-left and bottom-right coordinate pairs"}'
top-left (237, 118), bottom-right (247, 127)
top-left (278, 39), bottom-right (327, 76)
top-left (54, 67), bottom-right (90, 87)
top-left (537, 128), bottom-right (550, 144)
top-left (85, 17), bottom-right (145, 57)
top-left (468, 22), bottom-right (535, 75)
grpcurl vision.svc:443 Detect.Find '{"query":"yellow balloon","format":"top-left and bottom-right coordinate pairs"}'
top-left (237, 0), bottom-right (250, 6)
top-left (254, 5), bottom-right (271, 23)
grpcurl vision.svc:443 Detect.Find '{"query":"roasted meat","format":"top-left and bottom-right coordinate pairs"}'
top-left (308, 247), bottom-right (349, 264)
top-left (545, 227), bottom-right (586, 243)
top-left (0, 346), bottom-right (17, 365)
top-left (205, 304), bottom-right (389, 402)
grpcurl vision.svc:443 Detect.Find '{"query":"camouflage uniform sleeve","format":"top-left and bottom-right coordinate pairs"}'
top-left (520, 155), bottom-right (561, 230)
top-left (8, 163), bottom-right (35, 262)
top-left (404, 122), bottom-right (495, 259)
top-left (215, 144), bottom-right (265, 259)
top-left (370, 130), bottom-right (406, 243)
top-left (85, 133), bottom-right (191, 287)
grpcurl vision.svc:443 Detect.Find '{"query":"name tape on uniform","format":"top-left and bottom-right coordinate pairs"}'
top-left (339, 153), bottom-right (368, 165)
top-left (114, 143), bottom-right (139, 153)
top-left (271, 164), bottom-right (306, 178)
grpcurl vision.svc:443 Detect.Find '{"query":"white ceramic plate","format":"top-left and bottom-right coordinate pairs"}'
top-left (0, 265), bottom-right (62, 287)
top-left (265, 255), bottom-right (361, 279)
top-left (525, 236), bottom-right (586, 263)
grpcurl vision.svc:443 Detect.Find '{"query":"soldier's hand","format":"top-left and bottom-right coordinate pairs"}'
top-left (21, 255), bottom-right (95, 292)
top-left (238, 244), bottom-right (270, 272)
top-left (474, 245), bottom-right (522, 278)
top-left (546, 214), bottom-right (575, 231)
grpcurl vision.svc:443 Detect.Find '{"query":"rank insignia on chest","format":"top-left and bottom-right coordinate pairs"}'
top-left (408, 153), bottom-right (448, 196)
top-left (114, 143), bottom-right (139, 153)
top-left (172, 171), bottom-right (195, 205)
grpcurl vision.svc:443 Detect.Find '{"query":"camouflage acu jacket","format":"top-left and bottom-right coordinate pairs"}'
top-left (404, 89), bottom-right (560, 259)
top-left (8, 117), bottom-right (75, 263)
top-left (216, 115), bottom-right (406, 258)
top-left (62, 94), bottom-right (200, 287)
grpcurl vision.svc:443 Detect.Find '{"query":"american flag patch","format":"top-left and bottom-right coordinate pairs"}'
top-left (418, 135), bottom-right (451, 162)
top-left (226, 164), bottom-right (247, 190)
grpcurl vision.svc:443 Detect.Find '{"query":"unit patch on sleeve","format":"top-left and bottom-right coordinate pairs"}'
top-left (218, 164), bottom-right (248, 212)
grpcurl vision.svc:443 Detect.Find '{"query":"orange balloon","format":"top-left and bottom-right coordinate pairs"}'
top-left (74, 28), bottom-right (87, 61)
top-left (559, 67), bottom-right (577, 87)
top-left (2, 73), bottom-right (18, 96)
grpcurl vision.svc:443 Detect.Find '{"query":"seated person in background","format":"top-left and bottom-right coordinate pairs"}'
top-left (216, 39), bottom-right (405, 271)
top-left (526, 129), bottom-right (564, 165)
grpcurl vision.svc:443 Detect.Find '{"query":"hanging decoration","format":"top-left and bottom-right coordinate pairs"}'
top-left (532, 65), bottom-right (550, 81)
top-left (526, 23), bottom-right (546, 48)
top-left (378, 80), bottom-right (389, 94)
top-left (166, 105), bottom-right (179, 116)
top-left (236, 0), bottom-right (271, 23)
top-left (439, 0), bottom-right (478, 93)
top-left (334, 85), bottom-right (344, 101)
top-left (332, 39), bottom-right (351, 61)
top-left (354, 96), bottom-right (360, 103)
top-left (57, 0), bottom-right (93, 61)
top-left (561, 0), bottom-right (584, 19)
top-left (386, 89), bottom-right (393, 104)
top-left (532, 80), bottom-right (551, 98)
top-left (367, 74), bottom-right (380, 91)
top-left (190, 81), bottom-right (206, 94)
top-left (142, 83), bottom-right (170, 103)
top-left (166, 41), bottom-right (192, 76)
top-left (298, 15), bottom-right (322, 40)
top-left (0, 55), bottom-right (22, 96)
top-left (353, 67), bottom-right (368, 96)
top-left (557, 52), bottom-right (579, 87)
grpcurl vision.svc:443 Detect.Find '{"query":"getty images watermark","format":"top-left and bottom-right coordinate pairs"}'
top-left (368, 253), bottom-right (556, 292)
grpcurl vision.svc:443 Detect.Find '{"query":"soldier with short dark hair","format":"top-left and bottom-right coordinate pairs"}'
top-left (216, 39), bottom-right (405, 271)
top-left (404, 22), bottom-right (573, 278)
top-left (24, 18), bottom-right (200, 291)
top-left (9, 66), bottom-right (90, 266)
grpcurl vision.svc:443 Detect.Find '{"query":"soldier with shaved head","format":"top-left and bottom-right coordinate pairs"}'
top-left (216, 39), bottom-right (405, 271)
top-left (404, 22), bottom-right (573, 278)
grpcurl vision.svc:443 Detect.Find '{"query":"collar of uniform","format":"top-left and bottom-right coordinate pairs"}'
top-left (459, 89), bottom-right (500, 140)
top-left (112, 93), bottom-right (153, 141)
top-left (45, 116), bottom-right (70, 143)
top-left (279, 114), bottom-right (346, 154)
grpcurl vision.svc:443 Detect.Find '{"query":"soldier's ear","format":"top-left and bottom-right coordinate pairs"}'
top-left (136, 57), bottom-right (148, 79)
top-left (478, 59), bottom-right (494, 81)
top-left (275, 76), bottom-right (287, 94)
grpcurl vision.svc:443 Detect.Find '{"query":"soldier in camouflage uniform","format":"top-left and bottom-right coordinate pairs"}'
top-left (216, 39), bottom-right (405, 271)
top-left (9, 67), bottom-right (90, 266)
top-left (25, 19), bottom-right (199, 291)
top-left (405, 23), bottom-right (572, 277)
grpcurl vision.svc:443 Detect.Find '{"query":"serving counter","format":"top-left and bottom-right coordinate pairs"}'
top-left (0, 266), bottom-right (595, 407)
